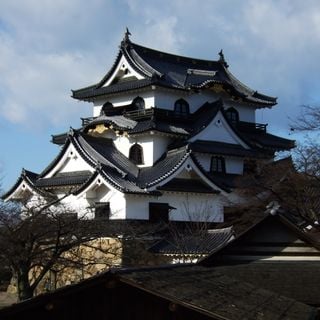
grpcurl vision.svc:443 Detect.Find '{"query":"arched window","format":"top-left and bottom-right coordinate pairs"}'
top-left (174, 99), bottom-right (189, 115)
top-left (225, 107), bottom-right (239, 124)
top-left (129, 144), bottom-right (144, 165)
top-left (210, 156), bottom-right (226, 173)
top-left (132, 97), bottom-right (145, 110)
top-left (100, 102), bottom-right (113, 116)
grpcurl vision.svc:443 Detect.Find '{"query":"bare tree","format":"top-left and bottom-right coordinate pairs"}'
top-left (235, 157), bottom-right (320, 223)
top-left (0, 197), bottom-right (120, 301)
top-left (291, 104), bottom-right (320, 132)
top-left (292, 142), bottom-right (320, 177)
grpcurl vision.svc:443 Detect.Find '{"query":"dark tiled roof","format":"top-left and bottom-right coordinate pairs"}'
top-left (72, 38), bottom-right (277, 106)
top-left (51, 132), bottom-right (68, 145)
top-left (129, 119), bottom-right (189, 136)
top-left (77, 133), bottom-right (139, 179)
top-left (80, 98), bottom-right (292, 153)
top-left (98, 164), bottom-right (160, 196)
top-left (121, 265), bottom-right (315, 319)
top-left (205, 172), bottom-right (244, 190)
top-left (190, 140), bottom-right (259, 157)
top-left (157, 178), bottom-right (217, 193)
top-left (138, 146), bottom-right (190, 188)
top-left (0, 264), bottom-right (316, 320)
top-left (1, 169), bottom-right (50, 200)
top-left (241, 131), bottom-right (295, 151)
top-left (213, 262), bottom-right (320, 306)
top-left (35, 171), bottom-right (92, 188)
top-left (85, 115), bottom-right (137, 131)
top-left (72, 78), bottom-right (167, 100)
top-left (149, 227), bottom-right (234, 255)
top-left (200, 211), bottom-right (320, 267)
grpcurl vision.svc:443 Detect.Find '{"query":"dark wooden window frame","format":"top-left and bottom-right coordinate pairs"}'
top-left (210, 156), bottom-right (226, 173)
top-left (94, 202), bottom-right (110, 220)
top-left (174, 98), bottom-right (190, 115)
top-left (132, 96), bottom-right (145, 110)
top-left (101, 101), bottom-right (113, 115)
top-left (225, 107), bottom-right (239, 124)
top-left (149, 203), bottom-right (172, 223)
top-left (129, 143), bottom-right (144, 165)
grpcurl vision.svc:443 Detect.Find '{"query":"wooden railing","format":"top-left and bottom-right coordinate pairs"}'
top-left (236, 121), bottom-right (267, 133)
top-left (81, 109), bottom-right (267, 133)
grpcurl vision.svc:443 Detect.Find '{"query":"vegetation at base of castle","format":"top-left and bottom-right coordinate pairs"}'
top-left (0, 197), bottom-right (123, 301)
top-left (241, 104), bottom-right (320, 223)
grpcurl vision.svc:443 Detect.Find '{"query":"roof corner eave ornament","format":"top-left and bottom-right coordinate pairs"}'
top-left (68, 127), bottom-right (75, 137)
top-left (218, 49), bottom-right (229, 68)
top-left (122, 27), bottom-right (132, 47)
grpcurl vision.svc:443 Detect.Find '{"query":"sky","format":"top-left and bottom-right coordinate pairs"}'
top-left (1, 0), bottom-right (320, 190)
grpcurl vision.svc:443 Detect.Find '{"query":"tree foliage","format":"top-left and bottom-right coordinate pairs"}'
top-left (0, 197), bottom-right (116, 301)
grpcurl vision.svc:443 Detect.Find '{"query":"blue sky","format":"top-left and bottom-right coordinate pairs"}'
top-left (1, 0), bottom-right (320, 190)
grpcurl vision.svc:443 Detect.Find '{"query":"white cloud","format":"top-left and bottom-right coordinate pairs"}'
top-left (0, 0), bottom-right (320, 134)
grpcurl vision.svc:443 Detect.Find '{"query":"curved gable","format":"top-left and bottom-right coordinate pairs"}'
top-left (2, 169), bottom-right (48, 202)
top-left (190, 110), bottom-right (250, 149)
top-left (103, 55), bottom-right (145, 87)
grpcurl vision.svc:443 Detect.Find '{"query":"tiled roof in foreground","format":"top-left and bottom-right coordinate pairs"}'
top-left (0, 265), bottom-right (316, 320)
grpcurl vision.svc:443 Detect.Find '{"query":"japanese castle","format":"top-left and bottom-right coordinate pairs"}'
top-left (3, 31), bottom-right (294, 222)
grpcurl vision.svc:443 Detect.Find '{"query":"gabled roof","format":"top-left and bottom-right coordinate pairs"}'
top-left (1, 169), bottom-right (52, 201)
top-left (241, 130), bottom-right (295, 151)
top-left (72, 34), bottom-right (277, 107)
top-left (149, 227), bottom-right (234, 255)
top-left (138, 146), bottom-right (191, 188)
top-left (200, 211), bottom-right (320, 266)
top-left (10, 131), bottom-right (221, 198)
top-left (35, 171), bottom-right (92, 189)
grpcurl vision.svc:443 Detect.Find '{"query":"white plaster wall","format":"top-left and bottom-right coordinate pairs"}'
top-left (151, 135), bottom-right (171, 163)
top-left (103, 55), bottom-right (145, 87)
top-left (113, 135), bottom-right (132, 157)
top-left (225, 101), bottom-right (256, 123)
top-left (57, 185), bottom-right (127, 220)
top-left (125, 195), bottom-right (151, 220)
top-left (154, 90), bottom-right (221, 113)
top-left (59, 155), bottom-right (93, 174)
top-left (45, 145), bottom-right (93, 178)
top-left (125, 193), bottom-right (224, 222)
top-left (113, 134), bottom-right (170, 166)
top-left (189, 111), bottom-right (248, 148)
top-left (108, 191), bottom-right (126, 219)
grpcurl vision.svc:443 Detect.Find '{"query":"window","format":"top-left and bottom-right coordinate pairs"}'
top-left (94, 202), bottom-right (110, 220)
top-left (100, 102), bottom-right (113, 116)
top-left (149, 203), bottom-right (171, 223)
top-left (225, 107), bottom-right (239, 124)
top-left (174, 99), bottom-right (189, 115)
top-left (210, 156), bottom-right (226, 173)
top-left (132, 97), bottom-right (145, 110)
top-left (129, 143), bottom-right (144, 165)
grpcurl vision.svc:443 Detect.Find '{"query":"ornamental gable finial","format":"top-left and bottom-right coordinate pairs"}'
top-left (218, 49), bottom-right (229, 68)
top-left (124, 27), bottom-right (131, 42)
top-left (68, 127), bottom-right (75, 137)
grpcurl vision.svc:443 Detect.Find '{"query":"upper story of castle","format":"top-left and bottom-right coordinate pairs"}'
top-left (71, 29), bottom-right (277, 122)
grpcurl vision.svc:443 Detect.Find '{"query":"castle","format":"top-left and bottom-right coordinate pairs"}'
top-left (3, 31), bottom-right (294, 222)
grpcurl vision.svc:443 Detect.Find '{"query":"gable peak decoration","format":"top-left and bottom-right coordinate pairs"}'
top-left (218, 49), bottom-right (229, 68)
